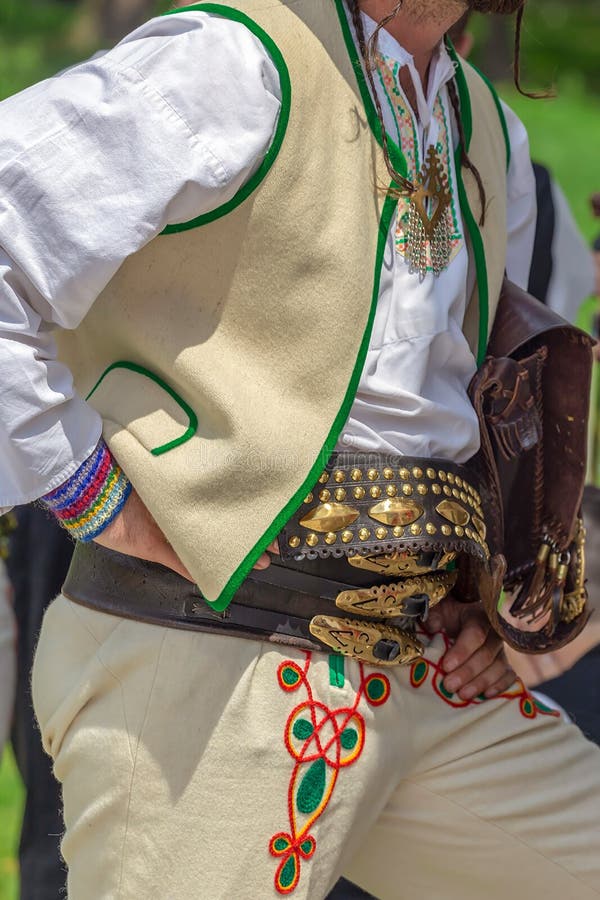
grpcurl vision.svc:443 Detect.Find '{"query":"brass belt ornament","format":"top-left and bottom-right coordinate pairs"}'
top-left (335, 570), bottom-right (457, 618)
top-left (309, 615), bottom-right (424, 667)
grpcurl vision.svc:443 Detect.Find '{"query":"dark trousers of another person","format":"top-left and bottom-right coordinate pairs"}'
top-left (7, 507), bottom-right (73, 900)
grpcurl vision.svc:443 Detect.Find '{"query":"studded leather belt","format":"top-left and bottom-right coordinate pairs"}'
top-left (278, 452), bottom-right (490, 564)
top-left (62, 455), bottom-right (490, 667)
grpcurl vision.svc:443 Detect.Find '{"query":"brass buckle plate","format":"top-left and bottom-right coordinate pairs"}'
top-left (309, 614), bottom-right (423, 667)
top-left (335, 570), bottom-right (457, 618)
top-left (347, 550), bottom-right (457, 577)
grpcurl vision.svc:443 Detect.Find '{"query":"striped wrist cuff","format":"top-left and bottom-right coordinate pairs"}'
top-left (42, 439), bottom-right (132, 542)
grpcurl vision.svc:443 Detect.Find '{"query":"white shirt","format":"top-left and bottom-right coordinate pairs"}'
top-left (0, 8), bottom-right (536, 509)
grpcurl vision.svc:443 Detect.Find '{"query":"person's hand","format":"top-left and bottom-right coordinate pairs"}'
top-left (252, 540), bottom-right (280, 569)
top-left (426, 596), bottom-right (516, 700)
top-left (95, 489), bottom-right (279, 579)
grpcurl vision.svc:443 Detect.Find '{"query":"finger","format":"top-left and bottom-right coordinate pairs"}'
top-left (453, 655), bottom-right (514, 701)
top-left (426, 595), bottom-right (461, 636)
top-left (484, 669), bottom-right (518, 699)
top-left (442, 616), bottom-right (491, 673)
top-left (443, 632), bottom-right (503, 694)
top-left (267, 539), bottom-right (280, 554)
top-left (253, 552), bottom-right (272, 570)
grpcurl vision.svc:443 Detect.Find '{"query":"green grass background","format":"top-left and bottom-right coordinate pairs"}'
top-left (0, 1), bottom-right (598, 898)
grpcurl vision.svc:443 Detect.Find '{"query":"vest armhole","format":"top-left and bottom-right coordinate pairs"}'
top-left (159, 3), bottom-right (292, 235)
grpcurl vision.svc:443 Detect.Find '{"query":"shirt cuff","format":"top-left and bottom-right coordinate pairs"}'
top-left (41, 438), bottom-right (131, 542)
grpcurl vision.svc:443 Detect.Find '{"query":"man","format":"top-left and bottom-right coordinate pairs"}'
top-left (1, 1), bottom-right (599, 898)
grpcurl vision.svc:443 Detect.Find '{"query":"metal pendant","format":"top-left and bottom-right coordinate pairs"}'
top-left (405, 145), bottom-right (452, 278)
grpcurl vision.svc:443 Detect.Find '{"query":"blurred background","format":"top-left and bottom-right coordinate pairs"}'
top-left (0, 1), bottom-right (598, 897)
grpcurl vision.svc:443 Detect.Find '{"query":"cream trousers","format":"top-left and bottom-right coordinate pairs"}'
top-left (33, 594), bottom-right (600, 900)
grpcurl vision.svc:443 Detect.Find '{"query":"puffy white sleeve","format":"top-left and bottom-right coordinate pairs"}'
top-left (0, 10), bottom-right (281, 508)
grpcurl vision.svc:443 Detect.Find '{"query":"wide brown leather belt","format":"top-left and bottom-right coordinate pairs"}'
top-left (62, 454), bottom-right (489, 665)
top-left (63, 542), bottom-right (453, 665)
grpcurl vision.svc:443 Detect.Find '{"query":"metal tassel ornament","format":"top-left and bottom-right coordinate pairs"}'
top-left (405, 145), bottom-right (452, 278)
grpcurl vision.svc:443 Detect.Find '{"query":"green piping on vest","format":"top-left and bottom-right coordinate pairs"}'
top-left (447, 41), bottom-right (490, 366)
top-left (467, 61), bottom-right (511, 171)
top-left (160, 3), bottom-right (292, 233)
top-left (333, 0), bottom-right (408, 180)
top-left (86, 361), bottom-right (198, 456)
top-left (208, 192), bottom-right (399, 611)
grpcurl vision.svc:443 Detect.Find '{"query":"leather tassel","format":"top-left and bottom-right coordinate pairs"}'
top-left (509, 539), bottom-right (557, 621)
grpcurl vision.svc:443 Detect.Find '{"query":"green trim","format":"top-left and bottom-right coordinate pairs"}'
top-left (86, 361), bottom-right (198, 456)
top-left (333, 0), bottom-right (407, 179)
top-left (160, 3), bottom-right (292, 234)
top-left (329, 654), bottom-right (345, 689)
top-left (446, 40), bottom-right (473, 150)
top-left (446, 43), bottom-right (490, 366)
top-left (205, 1), bottom-right (401, 610)
top-left (208, 193), bottom-right (398, 611)
top-left (466, 62), bottom-right (511, 172)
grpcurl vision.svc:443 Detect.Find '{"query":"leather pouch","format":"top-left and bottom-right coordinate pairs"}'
top-left (469, 279), bottom-right (594, 652)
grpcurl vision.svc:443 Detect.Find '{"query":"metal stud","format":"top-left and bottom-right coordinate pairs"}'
top-left (417, 484), bottom-right (427, 495)
top-left (367, 469), bottom-right (379, 481)
top-left (358, 528), bottom-right (371, 541)
top-left (455, 526), bottom-right (465, 538)
top-left (354, 486), bottom-right (366, 500)
top-left (351, 469), bottom-right (363, 482)
top-left (319, 489), bottom-right (331, 502)
top-left (443, 485), bottom-right (452, 496)
top-left (375, 527), bottom-right (388, 540)
top-left (409, 523), bottom-right (422, 536)
top-left (439, 470), bottom-right (447, 482)
top-left (325, 532), bottom-right (337, 545)
top-left (472, 516), bottom-right (487, 540)
top-left (341, 530), bottom-right (354, 543)
top-left (333, 470), bottom-right (345, 483)
top-left (426, 523), bottom-right (437, 535)
top-left (399, 467), bottom-right (410, 480)
top-left (448, 473), bottom-right (455, 485)
top-left (436, 500), bottom-right (471, 527)
top-left (402, 484), bottom-right (413, 496)
top-left (319, 472), bottom-right (329, 484)
top-left (288, 536), bottom-right (301, 548)
top-left (393, 526), bottom-right (404, 537)
top-left (306, 533), bottom-right (319, 547)
top-left (383, 467), bottom-right (394, 480)
top-left (304, 492), bottom-right (313, 504)
top-left (456, 476), bottom-right (463, 488)
top-left (300, 503), bottom-right (360, 533)
top-left (334, 488), bottom-right (346, 502)
top-left (412, 467), bottom-right (423, 479)
top-left (368, 498), bottom-right (424, 527)
top-left (386, 485), bottom-right (397, 497)
top-left (432, 484), bottom-right (442, 495)
top-left (452, 488), bottom-right (460, 499)
top-left (370, 486), bottom-right (382, 499)
top-left (426, 468), bottom-right (436, 479)
top-left (460, 491), bottom-right (468, 503)
top-left (441, 525), bottom-right (452, 536)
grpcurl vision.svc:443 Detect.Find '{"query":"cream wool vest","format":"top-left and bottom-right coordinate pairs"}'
top-left (57, 0), bottom-right (508, 608)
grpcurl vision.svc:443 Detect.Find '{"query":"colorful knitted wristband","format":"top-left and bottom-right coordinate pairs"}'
top-left (42, 439), bottom-right (132, 542)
